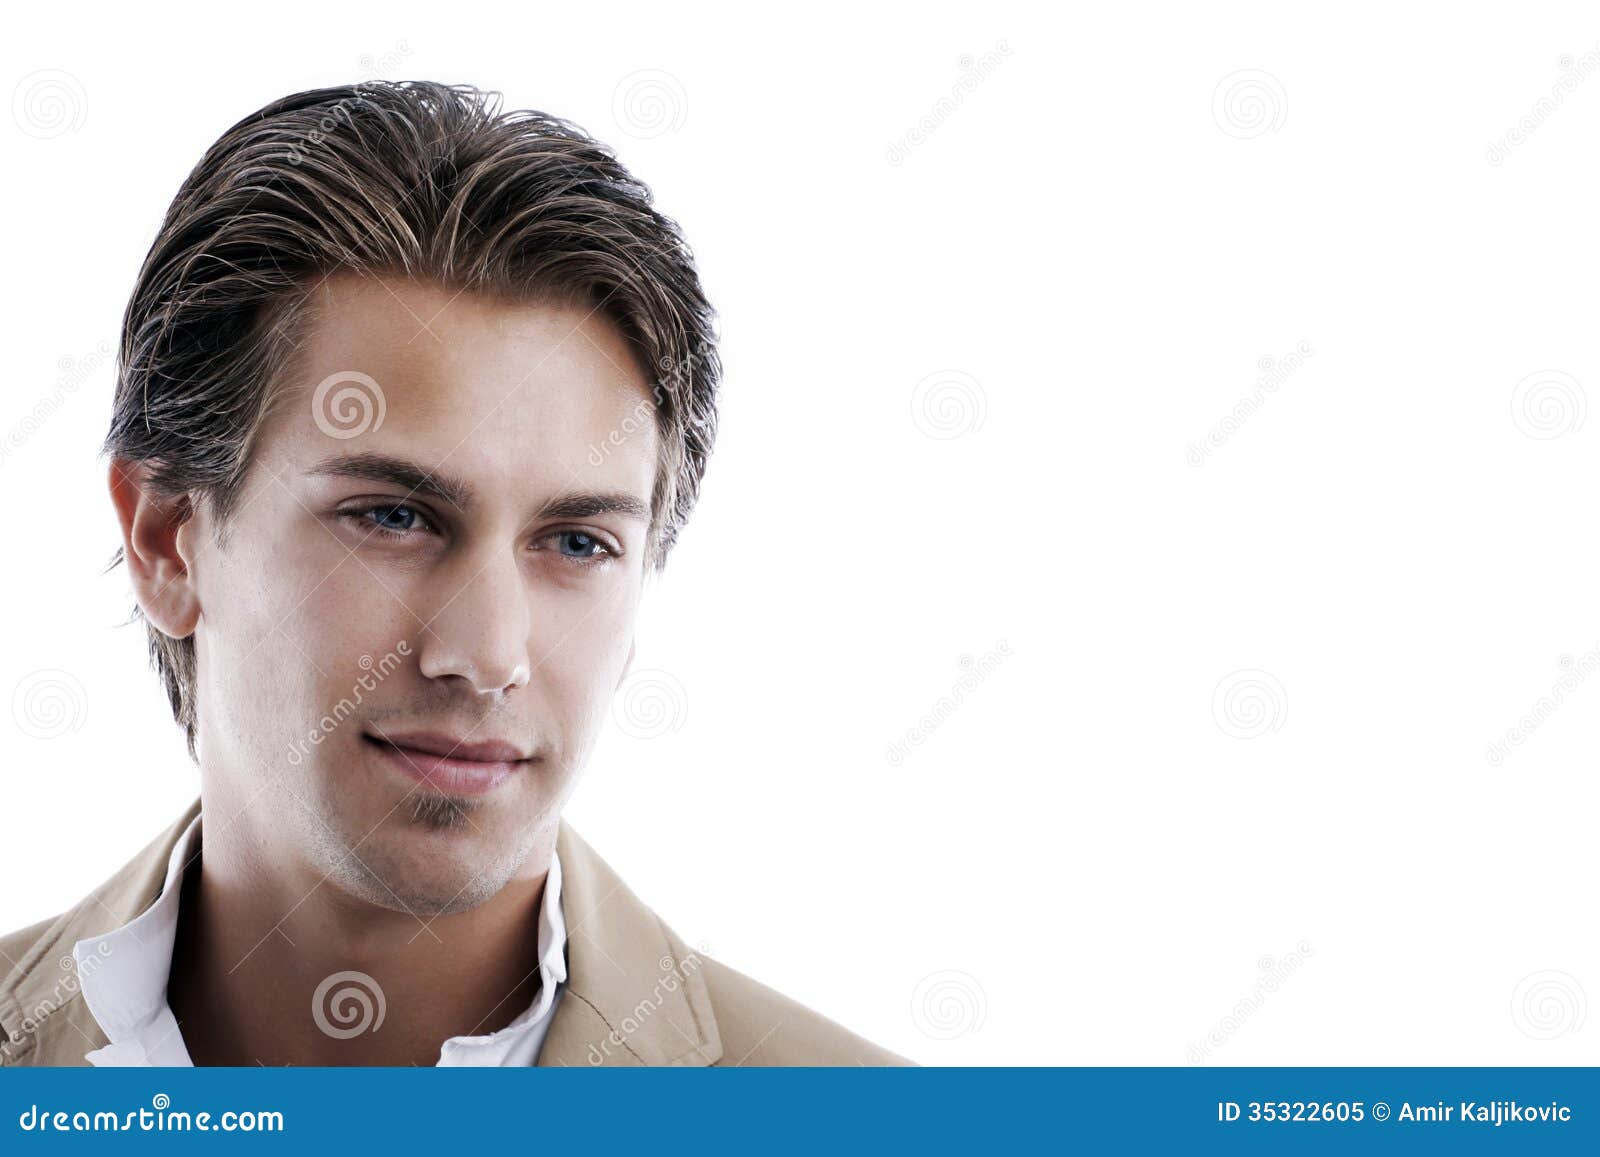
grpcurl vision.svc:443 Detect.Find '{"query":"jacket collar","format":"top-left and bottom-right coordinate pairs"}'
top-left (1, 798), bottom-right (721, 1067)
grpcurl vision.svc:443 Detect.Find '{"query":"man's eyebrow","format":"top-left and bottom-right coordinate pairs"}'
top-left (306, 453), bottom-right (475, 510)
top-left (305, 452), bottom-right (652, 524)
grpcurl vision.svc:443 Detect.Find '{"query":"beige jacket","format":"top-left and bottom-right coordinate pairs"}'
top-left (0, 799), bottom-right (910, 1067)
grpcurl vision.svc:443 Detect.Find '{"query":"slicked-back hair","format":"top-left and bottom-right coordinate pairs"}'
top-left (102, 80), bottom-right (722, 760)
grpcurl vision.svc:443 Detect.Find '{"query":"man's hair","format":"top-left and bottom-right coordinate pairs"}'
top-left (101, 80), bottom-right (721, 759)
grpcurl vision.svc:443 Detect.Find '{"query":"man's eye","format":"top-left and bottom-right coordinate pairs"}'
top-left (547, 530), bottom-right (615, 566)
top-left (347, 503), bottom-right (431, 538)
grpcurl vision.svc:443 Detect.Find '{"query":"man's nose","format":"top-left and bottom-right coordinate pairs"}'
top-left (416, 549), bottom-right (532, 696)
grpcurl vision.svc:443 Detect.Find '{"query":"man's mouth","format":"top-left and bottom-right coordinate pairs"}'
top-left (361, 728), bottom-right (531, 796)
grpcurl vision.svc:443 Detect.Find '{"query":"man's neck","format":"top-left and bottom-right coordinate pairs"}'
top-left (166, 822), bottom-right (552, 1067)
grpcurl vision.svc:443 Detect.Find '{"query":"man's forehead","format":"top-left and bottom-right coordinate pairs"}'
top-left (258, 272), bottom-right (660, 494)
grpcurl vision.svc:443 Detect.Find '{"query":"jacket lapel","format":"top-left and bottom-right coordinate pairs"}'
top-left (536, 821), bottom-right (722, 1066)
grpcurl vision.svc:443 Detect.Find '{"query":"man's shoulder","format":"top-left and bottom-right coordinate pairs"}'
top-left (0, 915), bottom-right (57, 981)
top-left (693, 951), bottom-right (914, 1066)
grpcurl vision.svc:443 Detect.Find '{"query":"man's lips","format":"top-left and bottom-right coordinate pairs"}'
top-left (362, 729), bottom-right (531, 796)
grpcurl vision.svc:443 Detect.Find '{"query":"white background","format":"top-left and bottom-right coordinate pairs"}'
top-left (3, 2), bottom-right (1597, 1066)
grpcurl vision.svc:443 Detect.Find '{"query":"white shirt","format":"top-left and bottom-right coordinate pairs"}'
top-left (71, 813), bottom-right (568, 1066)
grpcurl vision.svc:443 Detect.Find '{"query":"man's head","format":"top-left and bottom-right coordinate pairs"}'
top-left (102, 82), bottom-right (720, 914)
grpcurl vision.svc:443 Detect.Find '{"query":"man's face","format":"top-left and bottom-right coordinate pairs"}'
top-left (183, 274), bottom-right (658, 915)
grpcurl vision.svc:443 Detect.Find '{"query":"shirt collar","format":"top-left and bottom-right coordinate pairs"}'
top-left (72, 810), bottom-right (568, 1065)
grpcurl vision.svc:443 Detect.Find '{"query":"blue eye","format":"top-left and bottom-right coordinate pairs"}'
top-left (550, 531), bottom-right (615, 566)
top-left (348, 502), bottom-right (431, 538)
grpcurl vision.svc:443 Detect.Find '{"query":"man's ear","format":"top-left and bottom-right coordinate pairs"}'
top-left (616, 637), bottom-right (636, 689)
top-left (107, 456), bottom-right (203, 640)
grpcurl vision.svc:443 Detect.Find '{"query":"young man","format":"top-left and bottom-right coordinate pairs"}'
top-left (0, 81), bottom-right (906, 1067)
